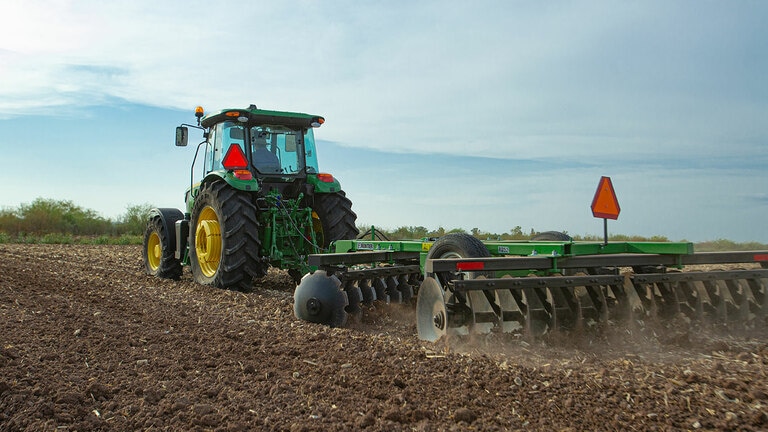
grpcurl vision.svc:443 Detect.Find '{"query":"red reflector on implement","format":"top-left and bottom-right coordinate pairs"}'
top-left (755, 254), bottom-right (768, 262)
top-left (456, 261), bottom-right (485, 271)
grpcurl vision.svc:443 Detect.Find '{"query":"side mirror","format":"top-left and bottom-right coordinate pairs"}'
top-left (175, 126), bottom-right (188, 147)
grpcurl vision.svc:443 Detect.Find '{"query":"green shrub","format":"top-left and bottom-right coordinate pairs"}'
top-left (90, 235), bottom-right (112, 245)
top-left (41, 233), bottom-right (73, 244)
top-left (16, 233), bottom-right (37, 244)
top-left (116, 204), bottom-right (154, 236)
top-left (695, 239), bottom-right (768, 252)
top-left (116, 234), bottom-right (143, 245)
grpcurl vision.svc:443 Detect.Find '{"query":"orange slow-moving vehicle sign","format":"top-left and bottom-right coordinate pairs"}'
top-left (591, 176), bottom-right (620, 220)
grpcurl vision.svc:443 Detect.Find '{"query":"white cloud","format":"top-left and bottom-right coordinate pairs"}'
top-left (2, 1), bottom-right (765, 158)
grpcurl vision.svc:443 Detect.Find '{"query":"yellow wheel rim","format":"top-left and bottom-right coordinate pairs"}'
top-left (146, 231), bottom-right (162, 271)
top-left (195, 206), bottom-right (222, 277)
top-left (311, 211), bottom-right (324, 247)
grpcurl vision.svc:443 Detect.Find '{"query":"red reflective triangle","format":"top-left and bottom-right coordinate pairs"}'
top-left (222, 144), bottom-right (249, 170)
top-left (591, 176), bottom-right (620, 220)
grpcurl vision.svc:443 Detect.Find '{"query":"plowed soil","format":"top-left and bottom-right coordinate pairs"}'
top-left (2, 244), bottom-right (767, 431)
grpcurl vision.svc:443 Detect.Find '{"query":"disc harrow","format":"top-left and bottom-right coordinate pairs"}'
top-left (293, 234), bottom-right (768, 340)
top-left (417, 252), bottom-right (768, 341)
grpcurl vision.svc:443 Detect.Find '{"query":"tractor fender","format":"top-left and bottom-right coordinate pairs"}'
top-left (148, 208), bottom-right (184, 257)
top-left (185, 173), bottom-right (261, 213)
top-left (307, 174), bottom-right (341, 194)
top-left (204, 171), bottom-right (260, 193)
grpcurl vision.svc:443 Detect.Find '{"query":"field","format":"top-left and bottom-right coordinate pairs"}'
top-left (2, 244), bottom-right (767, 431)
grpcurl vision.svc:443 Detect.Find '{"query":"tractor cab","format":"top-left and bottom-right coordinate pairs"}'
top-left (207, 121), bottom-right (320, 178)
top-left (176, 105), bottom-right (336, 201)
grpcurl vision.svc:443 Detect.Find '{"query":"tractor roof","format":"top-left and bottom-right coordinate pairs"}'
top-left (200, 105), bottom-right (324, 129)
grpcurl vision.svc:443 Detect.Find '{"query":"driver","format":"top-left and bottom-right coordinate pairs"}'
top-left (252, 133), bottom-right (281, 173)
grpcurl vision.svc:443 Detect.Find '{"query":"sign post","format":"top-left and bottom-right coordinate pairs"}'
top-left (590, 176), bottom-right (620, 245)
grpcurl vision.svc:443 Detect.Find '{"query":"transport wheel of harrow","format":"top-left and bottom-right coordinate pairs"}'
top-left (311, 191), bottom-right (358, 249)
top-left (422, 233), bottom-right (491, 336)
top-left (531, 231), bottom-right (587, 276)
top-left (142, 210), bottom-right (183, 279)
top-left (294, 270), bottom-right (349, 327)
top-left (531, 231), bottom-right (573, 241)
top-left (189, 180), bottom-right (264, 291)
top-left (417, 277), bottom-right (448, 341)
top-left (427, 233), bottom-right (492, 284)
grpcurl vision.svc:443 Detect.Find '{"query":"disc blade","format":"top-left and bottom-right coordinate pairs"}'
top-left (294, 270), bottom-right (346, 326)
top-left (416, 277), bottom-right (448, 342)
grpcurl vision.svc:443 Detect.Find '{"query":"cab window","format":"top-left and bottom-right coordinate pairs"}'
top-left (250, 125), bottom-right (307, 175)
top-left (210, 122), bottom-right (246, 172)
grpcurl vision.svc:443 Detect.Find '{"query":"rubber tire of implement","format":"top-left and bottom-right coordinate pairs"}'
top-left (312, 191), bottom-right (359, 249)
top-left (427, 233), bottom-right (491, 263)
top-left (189, 180), bottom-right (264, 291)
top-left (143, 214), bottom-right (183, 279)
top-left (420, 233), bottom-right (491, 334)
top-left (427, 233), bottom-right (492, 281)
top-left (531, 231), bottom-right (573, 241)
top-left (531, 231), bottom-right (585, 276)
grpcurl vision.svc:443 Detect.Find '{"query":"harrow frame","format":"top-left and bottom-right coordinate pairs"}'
top-left (296, 235), bottom-right (768, 340)
top-left (421, 251), bottom-right (768, 340)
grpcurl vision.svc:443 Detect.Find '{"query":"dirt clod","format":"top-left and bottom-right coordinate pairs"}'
top-left (454, 407), bottom-right (477, 424)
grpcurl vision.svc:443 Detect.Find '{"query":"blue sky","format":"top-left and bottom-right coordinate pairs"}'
top-left (0, 1), bottom-right (766, 242)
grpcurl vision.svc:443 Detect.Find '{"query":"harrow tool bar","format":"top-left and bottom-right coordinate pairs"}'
top-left (418, 252), bottom-right (768, 341)
top-left (308, 251), bottom-right (421, 267)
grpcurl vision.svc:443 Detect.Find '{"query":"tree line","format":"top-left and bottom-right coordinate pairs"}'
top-left (0, 198), bottom-right (153, 244)
top-left (1, 198), bottom-right (764, 251)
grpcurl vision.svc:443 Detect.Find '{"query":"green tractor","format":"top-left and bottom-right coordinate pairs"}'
top-left (143, 105), bottom-right (358, 291)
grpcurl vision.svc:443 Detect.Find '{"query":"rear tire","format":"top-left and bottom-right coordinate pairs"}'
top-left (312, 191), bottom-right (358, 250)
top-left (143, 215), bottom-right (182, 279)
top-left (189, 181), bottom-right (264, 291)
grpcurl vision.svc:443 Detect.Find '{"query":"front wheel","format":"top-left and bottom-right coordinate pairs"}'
top-left (189, 181), bottom-right (264, 291)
